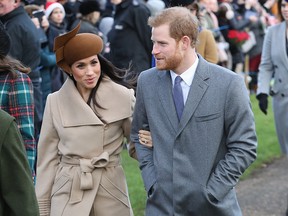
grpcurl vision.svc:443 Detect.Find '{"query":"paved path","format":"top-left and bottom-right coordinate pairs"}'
top-left (236, 156), bottom-right (288, 216)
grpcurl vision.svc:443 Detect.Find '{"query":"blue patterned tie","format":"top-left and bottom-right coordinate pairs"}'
top-left (173, 76), bottom-right (184, 120)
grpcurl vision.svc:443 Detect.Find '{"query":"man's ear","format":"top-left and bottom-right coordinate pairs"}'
top-left (181, 36), bottom-right (191, 50)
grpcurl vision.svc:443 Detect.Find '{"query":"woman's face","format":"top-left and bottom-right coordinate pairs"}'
top-left (71, 55), bottom-right (101, 97)
top-left (281, 0), bottom-right (288, 21)
top-left (50, 7), bottom-right (64, 25)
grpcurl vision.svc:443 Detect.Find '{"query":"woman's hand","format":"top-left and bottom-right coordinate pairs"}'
top-left (138, 130), bottom-right (153, 148)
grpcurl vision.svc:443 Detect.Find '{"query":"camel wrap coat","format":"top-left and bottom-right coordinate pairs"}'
top-left (35, 76), bottom-right (135, 216)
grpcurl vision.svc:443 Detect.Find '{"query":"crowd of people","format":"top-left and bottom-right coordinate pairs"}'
top-left (0, 0), bottom-right (288, 215)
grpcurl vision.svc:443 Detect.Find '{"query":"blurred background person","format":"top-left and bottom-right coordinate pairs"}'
top-left (70, 0), bottom-right (108, 47)
top-left (25, 4), bottom-right (55, 112)
top-left (218, 0), bottom-right (258, 73)
top-left (0, 20), bottom-right (36, 177)
top-left (45, 1), bottom-right (68, 92)
top-left (256, 0), bottom-right (288, 156)
top-left (244, 0), bottom-right (267, 93)
top-left (107, 0), bottom-right (153, 80)
top-left (204, 0), bottom-right (232, 68)
top-left (0, 0), bottom-right (43, 142)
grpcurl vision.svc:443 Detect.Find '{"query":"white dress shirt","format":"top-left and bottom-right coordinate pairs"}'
top-left (170, 56), bottom-right (199, 104)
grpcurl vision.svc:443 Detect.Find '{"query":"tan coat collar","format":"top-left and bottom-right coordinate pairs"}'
top-left (57, 77), bottom-right (134, 127)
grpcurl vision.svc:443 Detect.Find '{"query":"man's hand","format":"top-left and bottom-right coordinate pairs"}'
top-left (256, 93), bottom-right (268, 115)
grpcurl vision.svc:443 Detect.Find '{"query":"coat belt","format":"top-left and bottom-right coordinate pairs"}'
top-left (60, 152), bottom-right (120, 203)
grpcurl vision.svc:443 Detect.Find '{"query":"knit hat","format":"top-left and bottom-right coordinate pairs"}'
top-left (45, 2), bottom-right (66, 18)
top-left (0, 21), bottom-right (11, 59)
top-left (79, 0), bottom-right (101, 16)
top-left (54, 22), bottom-right (103, 73)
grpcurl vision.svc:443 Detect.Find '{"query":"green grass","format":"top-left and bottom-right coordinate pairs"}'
top-left (121, 95), bottom-right (281, 215)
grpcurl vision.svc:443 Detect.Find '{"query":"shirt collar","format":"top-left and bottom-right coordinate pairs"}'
top-left (170, 55), bottom-right (199, 87)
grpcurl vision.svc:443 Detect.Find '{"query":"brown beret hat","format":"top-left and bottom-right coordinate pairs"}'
top-left (54, 22), bottom-right (103, 72)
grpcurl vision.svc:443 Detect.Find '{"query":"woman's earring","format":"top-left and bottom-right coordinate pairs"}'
top-left (69, 73), bottom-right (72, 76)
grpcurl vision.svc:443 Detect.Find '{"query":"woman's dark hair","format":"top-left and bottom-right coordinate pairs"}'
top-left (69, 54), bottom-right (137, 120)
top-left (277, 0), bottom-right (284, 22)
top-left (0, 56), bottom-right (31, 79)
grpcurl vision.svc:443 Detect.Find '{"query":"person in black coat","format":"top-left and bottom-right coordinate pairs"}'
top-left (0, 0), bottom-right (43, 140)
top-left (107, 0), bottom-right (153, 78)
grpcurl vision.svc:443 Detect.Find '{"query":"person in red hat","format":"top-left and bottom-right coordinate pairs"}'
top-left (45, 1), bottom-right (68, 92)
top-left (35, 23), bottom-right (136, 216)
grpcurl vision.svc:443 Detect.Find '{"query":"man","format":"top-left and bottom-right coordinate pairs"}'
top-left (107, 0), bottom-right (153, 77)
top-left (130, 7), bottom-right (257, 215)
top-left (0, 109), bottom-right (39, 216)
top-left (0, 0), bottom-right (43, 140)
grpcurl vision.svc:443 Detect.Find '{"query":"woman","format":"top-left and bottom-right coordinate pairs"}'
top-left (35, 23), bottom-right (135, 216)
top-left (256, 0), bottom-right (288, 156)
top-left (0, 20), bottom-right (36, 177)
top-left (45, 2), bottom-right (67, 92)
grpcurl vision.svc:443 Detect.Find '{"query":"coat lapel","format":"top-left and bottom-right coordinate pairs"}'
top-left (177, 57), bottom-right (210, 136)
top-left (57, 78), bottom-right (103, 127)
top-left (157, 70), bottom-right (179, 132)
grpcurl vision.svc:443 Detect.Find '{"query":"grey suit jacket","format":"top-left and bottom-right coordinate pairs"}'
top-left (131, 56), bottom-right (257, 216)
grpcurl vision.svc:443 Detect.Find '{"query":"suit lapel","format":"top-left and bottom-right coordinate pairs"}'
top-left (157, 70), bottom-right (179, 132)
top-left (177, 57), bottom-right (210, 136)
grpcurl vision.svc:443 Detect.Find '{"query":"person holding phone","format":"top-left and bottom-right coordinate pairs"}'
top-left (25, 4), bottom-right (55, 112)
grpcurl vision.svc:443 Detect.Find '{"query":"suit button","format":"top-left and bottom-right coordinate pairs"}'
top-left (281, 93), bottom-right (285, 97)
top-left (279, 79), bottom-right (282, 83)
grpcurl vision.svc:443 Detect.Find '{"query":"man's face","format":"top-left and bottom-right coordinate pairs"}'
top-left (151, 24), bottom-right (184, 72)
top-left (0, 0), bottom-right (16, 16)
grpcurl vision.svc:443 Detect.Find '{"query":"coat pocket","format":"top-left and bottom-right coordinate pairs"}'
top-left (100, 175), bottom-right (129, 208)
top-left (195, 112), bottom-right (221, 122)
top-left (50, 174), bottom-right (72, 216)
